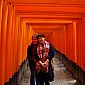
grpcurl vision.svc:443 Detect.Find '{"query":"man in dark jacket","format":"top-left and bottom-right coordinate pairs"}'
top-left (27, 34), bottom-right (40, 85)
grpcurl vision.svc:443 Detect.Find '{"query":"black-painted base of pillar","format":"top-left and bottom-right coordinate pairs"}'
top-left (4, 72), bottom-right (19, 85)
top-left (4, 59), bottom-right (27, 85)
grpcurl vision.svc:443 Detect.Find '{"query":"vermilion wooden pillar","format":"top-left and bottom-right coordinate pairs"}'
top-left (0, 0), bottom-right (3, 84)
top-left (16, 15), bottom-right (21, 71)
top-left (13, 14), bottom-right (18, 73)
top-left (14, 14), bottom-right (20, 72)
top-left (19, 19), bottom-right (23, 66)
top-left (80, 18), bottom-right (85, 71)
top-left (5, 3), bottom-right (13, 82)
top-left (11, 5), bottom-right (15, 76)
top-left (72, 20), bottom-right (77, 63)
top-left (0, 0), bottom-right (3, 44)
top-left (83, 22), bottom-right (85, 71)
top-left (12, 7), bottom-right (16, 74)
top-left (22, 22), bottom-right (26, 62)
top-left (0, 0), bottom-right (8, 85)
top-left (23, 24), bottom-right (27, 60)
top-left (17, 17), bottom-right (26, 69)
top-left (62, 25), bottom-right (66, 54)
top-left (76, 20), bottom-right (82, 68)
top-left (17, 19), bottom-right (22, 66)
top-left (52, 29), bottom-right (62, 51)
top-left (82, 18), bottom-right (85, 71)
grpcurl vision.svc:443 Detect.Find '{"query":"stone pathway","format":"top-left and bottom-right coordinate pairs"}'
top-left (18, 58), bottom-right (77, 85)
top-left (50, 58), bottom-right (77, 85)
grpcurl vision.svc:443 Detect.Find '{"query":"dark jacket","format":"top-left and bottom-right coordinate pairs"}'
top-left (48, 43), bottom-right (55, 59)
top-left (48, 43), bottom-right (55, 81)
top-left (27, 43), bottom-right (40, 62)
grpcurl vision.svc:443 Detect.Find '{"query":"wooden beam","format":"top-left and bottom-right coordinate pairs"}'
top-left (25, 20), bottom-right (72, 24)
top-left (14, 4), bottom-right (85, 15)
top-left (19, 14), bottom-right (81, 19)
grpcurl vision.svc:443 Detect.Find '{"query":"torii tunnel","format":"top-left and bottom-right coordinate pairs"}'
top-left (0, 0), bottom-right (85, 85)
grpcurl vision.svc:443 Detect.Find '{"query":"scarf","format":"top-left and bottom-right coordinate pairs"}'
top-left (37, 41), bottom-right (50, 59)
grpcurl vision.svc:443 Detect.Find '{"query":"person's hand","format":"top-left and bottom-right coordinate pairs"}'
top-left (39, 61), bottom-right (45, 66)
top-left (41, 62), bottom-right (45, 66)
top-left (39, 61), bottom-right (43, 65)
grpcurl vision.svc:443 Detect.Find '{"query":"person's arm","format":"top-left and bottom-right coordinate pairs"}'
top-left (27, 45), bottom-right (31, 61)
top-left (48, 44), bottom-right (55, 59)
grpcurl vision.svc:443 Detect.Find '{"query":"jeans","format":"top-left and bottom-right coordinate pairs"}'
top-left (29, 61), bottom-right (35, 85)
top-left (37, 71), bottom-right (50, 85)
